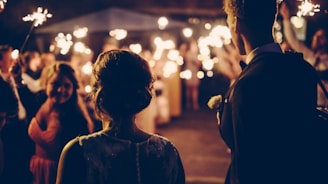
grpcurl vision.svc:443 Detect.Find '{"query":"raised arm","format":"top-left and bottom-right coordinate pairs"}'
top-left (279, 2), bottom-right (316, 65)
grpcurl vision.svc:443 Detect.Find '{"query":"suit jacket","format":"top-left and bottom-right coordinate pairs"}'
top-left (219, 51), bottom-right (318, 184)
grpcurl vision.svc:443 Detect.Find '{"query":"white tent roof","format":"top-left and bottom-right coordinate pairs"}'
top-left (36, 7), bottom-right (187, 34)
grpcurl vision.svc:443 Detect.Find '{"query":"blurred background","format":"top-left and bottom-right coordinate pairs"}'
top-left (0, 0), bottom-right (327, 118)
top-left (0, 0), bottom-right (328, 117)
top-left (1, 1), bottom-right (328, 183)
top-left (0, 0), bottom-right (327, 54)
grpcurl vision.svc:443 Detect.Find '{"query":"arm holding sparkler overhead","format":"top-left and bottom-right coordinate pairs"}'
top-left (281, 1), bottom-right (328, 108)
top-left (279, 2), bottom-right (317, 64)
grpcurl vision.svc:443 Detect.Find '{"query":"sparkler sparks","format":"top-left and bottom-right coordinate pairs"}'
top-left (0, 0), bottom-right (7, 13)
top-left (297, 0), bottom-right (320, 17)
top-left (22, 7), bottom-right (52, 27)
top-left (20, 7), bottom-right (52, 52)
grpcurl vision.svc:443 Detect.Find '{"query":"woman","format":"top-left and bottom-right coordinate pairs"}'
top-left (56, 50), bottom-right (185, 184)
top-left (28, 62), bottom-right (94, 184)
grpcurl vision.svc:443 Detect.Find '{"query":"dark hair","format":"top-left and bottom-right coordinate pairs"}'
top-left (91, 50), bottom-right (154, 120)
top-left (0, 77), bottom-right (18, 117)
top-left (0, 45), bottom-right (12, 60)
top-left (21, 51), bottom-right (39, 68)
top-left (40, 62), bottom-right (79, 91)
top-left (224, 0), bottom-right (278, 29)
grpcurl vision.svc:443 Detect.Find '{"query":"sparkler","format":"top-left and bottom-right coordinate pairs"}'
top-left (20, 7), bottom-right (52, 52)
top-left (297, 0), bottom-right (320, 17)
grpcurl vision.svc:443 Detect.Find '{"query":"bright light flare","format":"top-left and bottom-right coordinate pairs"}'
top-left (158, 16), bottom-right (168, 30)
top-left (22, 7), bottom-right (52, 27)
top-left (129, 43), bottom-right (142, 54)
top-left (11, 49), bottom-right (19, 60)
top-left (74, 42), bottom-right (86, 53)
top-left (202, 59), bottom-right (215, 71)
top-left (167, 50), bottom-right (179, 61)
top-left (163, 61), bottom-right (178, 78)
top-left (0, 0), bottom-right (7, 13)
top-left (210, 25), bottom-right (232, 45)
top-left (73, 27), bottom-right (88, 38)
top-left (54, 33), bottom-right (73, 55)
top-left (206, 71), bottom-right (214, 78)
top-left (85, 85), bottom-right (92, 93)
top-left (182, 27), bottom-right (193, 38)
top-left (109, 29), bottom-right (127, 40)
top-left (81, 61), bottom-right (93, 75)
top-left (180, 70), bottom-right (192, 80)
top-left (204, 23), bottom-right (212, 30)
top-left (197, 71), bottom-right (205, 79)
top-left (291, 16), bottom-right (305, 29)
top-left (297, 0), bottom-right (320, 17)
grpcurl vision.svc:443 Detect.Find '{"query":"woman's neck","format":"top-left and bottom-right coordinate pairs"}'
top-left (102, 118), bottom-right (151, 142)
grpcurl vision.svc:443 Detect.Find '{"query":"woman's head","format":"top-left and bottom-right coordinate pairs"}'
top-left (22, 50), bottom-right (41, 72)
top-left (0, 45), bottom-right (14, 73)
top-left (91, 50), bottom-right (154, 120)
top-left (41, 62), bottom-right (79, 105)
top-left (311, 28), bottom-right (328, 53)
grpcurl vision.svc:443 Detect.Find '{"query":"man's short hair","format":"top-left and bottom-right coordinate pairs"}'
top-left (224, 0), bottom-right (278, 28)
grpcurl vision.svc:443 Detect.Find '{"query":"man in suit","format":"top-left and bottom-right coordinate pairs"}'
top-left (219, 0), bottom-right (320, 183)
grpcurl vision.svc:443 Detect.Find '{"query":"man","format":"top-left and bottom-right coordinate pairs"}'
top-left (219, 0), bottom-right (321, 183)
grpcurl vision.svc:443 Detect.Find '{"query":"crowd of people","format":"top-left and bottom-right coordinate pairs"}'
top-left (0, 44), bottom-right (186, 183)
top-left (0, 0), bottom-right (328, 184)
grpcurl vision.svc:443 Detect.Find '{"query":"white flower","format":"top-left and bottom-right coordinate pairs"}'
top-left (207, 94), bottom-right (222, 110)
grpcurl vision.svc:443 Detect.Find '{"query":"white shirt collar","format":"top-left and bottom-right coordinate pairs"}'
top-left (246, 43), bottom-right (283, 64)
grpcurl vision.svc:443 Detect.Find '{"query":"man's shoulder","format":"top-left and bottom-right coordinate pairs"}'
top-left (252, 51), bottom-right (314, 70)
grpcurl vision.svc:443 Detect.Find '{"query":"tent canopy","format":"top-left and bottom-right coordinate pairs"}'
top-left (36, 7), bottom-right (187, 34)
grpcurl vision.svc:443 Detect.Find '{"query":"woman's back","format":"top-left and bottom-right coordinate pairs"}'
top-left (57, 132), bottom-right (185, 184)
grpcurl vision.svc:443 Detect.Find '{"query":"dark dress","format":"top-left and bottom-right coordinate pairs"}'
top-left (56, 133), bottom-right (185, 184)
top-left (219, 51), bottom-right (319, 184)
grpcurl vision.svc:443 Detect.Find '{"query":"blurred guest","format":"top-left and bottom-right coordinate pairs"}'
top-left (0, 45), bottom-right (37, 184)
top-left (280, 2), bottom-right (328, 107)
top-left (56, 50), bottom-right (185, 184)
top-left (0, 77), bottom-right (18, 181)
top-left (41, 52), bottom-right (57, 68)
top-left (213, 43), bottom-right (245, 85)
top-left (182, 39), bottom-right (202, 110)
top-left (21, 50), bottom-right (42, 93)
top-left (28, 62), bottom-right (94, 184)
